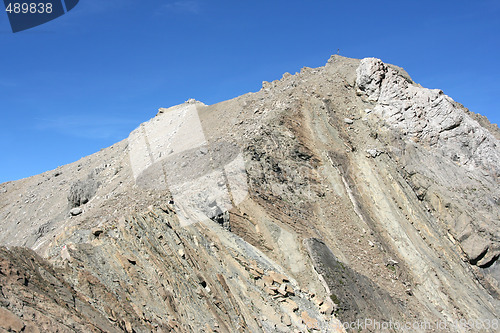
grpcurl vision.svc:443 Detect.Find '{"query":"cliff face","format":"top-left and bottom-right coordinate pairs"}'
top-left (356, 58), bottom-right (500, 291)
top-left (0, 55), bottom-right (499, 332)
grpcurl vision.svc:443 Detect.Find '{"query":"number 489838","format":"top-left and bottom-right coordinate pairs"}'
top-left (5, 2), bottom-right (53, 14)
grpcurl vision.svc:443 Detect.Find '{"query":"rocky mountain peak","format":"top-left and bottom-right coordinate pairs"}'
top-left (0, 55), bottom-right (498, 332)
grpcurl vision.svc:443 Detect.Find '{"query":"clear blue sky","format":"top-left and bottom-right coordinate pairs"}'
top-left (1, 0), bottom-right (499, 183)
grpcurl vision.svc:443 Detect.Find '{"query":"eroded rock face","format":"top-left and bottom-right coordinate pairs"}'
top-left (356, 57), bottom-right (500, 289)
top-left (356, 57), bottom-right (500, 178)
top-left (0, 246), bottom-right (122, 332)
top-left (1, 208), bottom-right (345, 332)
top-left (68, 170), bottom-right (101, 208)
top-left (304, 238), bottom-right (405, 324)
top-left (0, 55), bottom-right (499, 332)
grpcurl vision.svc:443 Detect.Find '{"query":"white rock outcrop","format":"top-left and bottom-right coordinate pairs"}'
top-left (356, 57), bottom-right (500, 178)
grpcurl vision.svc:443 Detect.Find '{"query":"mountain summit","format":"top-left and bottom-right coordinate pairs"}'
top-left (0, 55), bottom-right (499, 332)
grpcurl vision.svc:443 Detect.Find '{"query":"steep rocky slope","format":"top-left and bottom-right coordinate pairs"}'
top-left (0, 55), bottom-right (499, 332)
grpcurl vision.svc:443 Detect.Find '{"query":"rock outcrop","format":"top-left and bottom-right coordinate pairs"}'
top-left (356, 57), bottom-right (500, 292)
top-left (356, 57), bottom-right (500, 178)
top-left (0, 55), bottom-right (499, 332)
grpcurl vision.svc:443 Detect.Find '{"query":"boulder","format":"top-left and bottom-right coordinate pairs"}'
top-left (70, 207), bottom-right (82, 216)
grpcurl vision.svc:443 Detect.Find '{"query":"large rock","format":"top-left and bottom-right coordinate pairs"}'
top-left (70, 207), bottom-right (83, 216)
top-left (67, 170), bottom-right (100, 207)
top-left (356, 57), bottom-right (500, 178)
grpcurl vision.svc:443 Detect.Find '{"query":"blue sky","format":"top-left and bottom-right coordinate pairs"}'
top-left (1, 0), bottom-right (499, 183)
